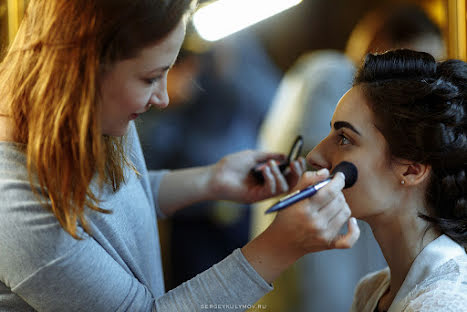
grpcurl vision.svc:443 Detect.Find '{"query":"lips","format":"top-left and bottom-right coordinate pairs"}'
top-left (130, 105), bottom-right (151, 120)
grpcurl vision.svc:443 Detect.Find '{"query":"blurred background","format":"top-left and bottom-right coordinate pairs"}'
top-left (1, 0), bottom-right (465, 311)
top-left (1, 0), bottom-right (465, 66)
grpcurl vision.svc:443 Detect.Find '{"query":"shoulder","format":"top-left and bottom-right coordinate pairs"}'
top-left (404, 284), bottom-right (467, 312)
top-left (0, 143), bottom-right (82, 288)
top-left (351, 267), bottom-right (390, 312)
top-left (403, 255), bottom-right (467, 312)
top-left (355, 267), bottom-right (390, 295)
top-left (0, 143), bottom-right (37, 205)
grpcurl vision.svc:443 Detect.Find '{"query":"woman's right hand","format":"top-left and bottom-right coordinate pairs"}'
top-left (241, 169), bottom-right (360, 283)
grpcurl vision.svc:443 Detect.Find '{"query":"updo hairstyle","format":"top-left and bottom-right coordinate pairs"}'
top-left (354, 49), bottom-right (467, 245)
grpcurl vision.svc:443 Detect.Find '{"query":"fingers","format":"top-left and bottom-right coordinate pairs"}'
top-left (289, 157), bottom-right (307, 178)
top-left (323, 197), bottom-right (351, 241)
top-left (299, 172), bottom-right (355, 251)
top-left (302, 190), bottom-right (350, 245)
top-left (332, 218), bottom-right (360, 249)
top-left (267, 160), bottom-right (289, 193)
top-left (317, 191), bottom-right (349, 225)
top-left (306, 172), bottom-right (345, 210)
top-left (263, 166), bottom-right (277, 194)
top-left (300, 157), bottom-right (307, 171)
top-left (294, 169), bottom-right (330, 191)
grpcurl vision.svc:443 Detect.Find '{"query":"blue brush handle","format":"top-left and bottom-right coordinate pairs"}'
top-left (264, 178), bottom-right (332, 214)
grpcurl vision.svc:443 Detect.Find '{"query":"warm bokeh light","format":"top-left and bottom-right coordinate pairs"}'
top-left (193, 0), bottom-right (303, 41)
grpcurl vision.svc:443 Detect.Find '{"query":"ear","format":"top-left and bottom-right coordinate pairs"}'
top-left (394, 160), bottom-right (431, 186)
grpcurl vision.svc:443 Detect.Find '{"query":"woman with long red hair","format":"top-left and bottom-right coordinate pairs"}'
top-left (0, 1), bottom-right (358, 310)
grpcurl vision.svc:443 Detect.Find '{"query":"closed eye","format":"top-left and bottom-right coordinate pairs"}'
top-left (145, 76), bottom-right (163, 85)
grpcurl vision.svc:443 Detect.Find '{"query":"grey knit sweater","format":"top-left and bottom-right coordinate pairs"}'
top-left (0, 123), bottom-right (272, 311)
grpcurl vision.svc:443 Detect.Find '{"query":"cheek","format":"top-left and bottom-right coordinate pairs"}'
top-left (102, 76), bottom-right (150, 112)
top-left (342, 157), bottom-right (394, 218)
top-left (343, 165), bottom-right (377, 215)
top-left (116, 82), bottom-right (149, 109)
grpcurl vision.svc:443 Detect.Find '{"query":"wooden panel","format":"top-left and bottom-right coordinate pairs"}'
top-left (5, 0), bottom-right (27, 44)
top-left (447, 0), bottom-right (466, 60)
top-left (0, 0), bottom-right (8, 53)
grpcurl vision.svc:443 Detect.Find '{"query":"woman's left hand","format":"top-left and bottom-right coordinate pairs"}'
top-left (208, 150), bottom-right (307, 203)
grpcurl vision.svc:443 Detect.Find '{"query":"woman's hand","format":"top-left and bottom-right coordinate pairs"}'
top-left (271, 170), bottom-right (359, 253)
top-left (207, 150), bottom-right (307, 203)
top-left (242, 169), bottom-right (360, 283)
top-left (157, 150), bottom-right (305, 216)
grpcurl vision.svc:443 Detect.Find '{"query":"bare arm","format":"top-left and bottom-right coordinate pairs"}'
top-left (157, 165), bottom-right (214, 216)
top-left (157, 150), bottom-right (304, 216)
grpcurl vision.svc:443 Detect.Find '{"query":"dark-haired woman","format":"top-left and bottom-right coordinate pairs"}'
top-left (308, 49), bottom-right (467, 311)
top-left (0, 1), bottom-right (360, 311)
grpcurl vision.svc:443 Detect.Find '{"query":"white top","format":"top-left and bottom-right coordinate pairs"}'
top-left (351, 235), bottom-right (467, 312)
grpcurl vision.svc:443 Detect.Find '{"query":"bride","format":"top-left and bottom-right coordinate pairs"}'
top-left (307, 49), bottom-right (467, 312)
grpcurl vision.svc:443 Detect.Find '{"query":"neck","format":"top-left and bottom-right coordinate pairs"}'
top-left (365, 206), bottom-right (439, 309)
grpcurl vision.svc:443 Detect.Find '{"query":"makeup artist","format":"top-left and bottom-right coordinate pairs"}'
top-left (0, 0), bottom-right (359, 311)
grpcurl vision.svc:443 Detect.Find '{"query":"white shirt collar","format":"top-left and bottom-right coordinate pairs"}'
top-left (389, 234), bottom-right (466, 311)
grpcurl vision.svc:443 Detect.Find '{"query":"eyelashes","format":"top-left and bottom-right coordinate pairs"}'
top-left (145, 76), bottom-right (163, 85)
top-left (338, 133), bottom-right (351, 146)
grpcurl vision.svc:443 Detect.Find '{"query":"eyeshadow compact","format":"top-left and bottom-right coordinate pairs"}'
top-left (251, 135), bottom-right (303, 182)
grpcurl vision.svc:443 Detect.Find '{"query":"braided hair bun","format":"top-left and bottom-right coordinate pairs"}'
top-left (354, 49), bottom-right (467, 245)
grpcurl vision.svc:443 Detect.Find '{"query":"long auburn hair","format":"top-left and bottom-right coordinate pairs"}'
top-left (0, 0), bottom-right (196, 239)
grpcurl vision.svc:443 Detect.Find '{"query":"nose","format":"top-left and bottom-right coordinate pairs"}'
top-left (149, 79), bottom-right (170, 109)
top-left (306, 139), bottom-right (332, 171)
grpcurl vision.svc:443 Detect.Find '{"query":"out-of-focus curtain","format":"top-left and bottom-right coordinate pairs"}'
top-left (1, 0), bottom-right (27, 56)
top-left (421, 0), bottom-right (466, 60)
top-left (447, 0), bottom-right (466, 60)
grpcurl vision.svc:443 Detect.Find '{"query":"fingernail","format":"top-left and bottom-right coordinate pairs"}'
top-left (293, 161), bottom-right (299, 170)
top-left (317, 168), bottom-right (329, 176)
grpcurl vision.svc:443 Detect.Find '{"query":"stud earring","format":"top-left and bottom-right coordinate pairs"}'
top-left (401, 180), bottom-right (405, 185)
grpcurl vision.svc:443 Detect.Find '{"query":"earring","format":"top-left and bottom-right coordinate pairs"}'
top-left (401, 180), bottom-right (405, 185)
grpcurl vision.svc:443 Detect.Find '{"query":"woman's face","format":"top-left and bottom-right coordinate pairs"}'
top-left (307, 86), bottom-right (402, 220)
top-left (99, 20), bottom-right (186, 136)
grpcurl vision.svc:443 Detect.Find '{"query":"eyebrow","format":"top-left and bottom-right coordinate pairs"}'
top-left (145, 65), bottom-right (171, 75)
top-left (331, 121), bottom-right (361, 136)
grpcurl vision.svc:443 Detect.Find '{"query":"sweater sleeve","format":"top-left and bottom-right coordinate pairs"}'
top-left (0, 187), bottom-right (156, 311)
top-left (0, 142), bottom-right (272, 311)
top-left (1, 191), bottom-right (272, 312)
top-left (148, 169), bottom-right (170, 219)
top-left (9, 235), bottom-right (157, 312)
top-left (156, 249), bottom-right (273, 311)
top-left (0, 177), bottom-right (271, 311)
top-left (9, 241), bottom-right (271, 312)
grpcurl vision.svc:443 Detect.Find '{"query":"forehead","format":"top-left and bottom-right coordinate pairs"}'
top-left (143, 20), bottom-right (186, 56)
top-left (333, 86), bottom-right (375, 130)
top-left (130, 20), bottom-right (186, 67)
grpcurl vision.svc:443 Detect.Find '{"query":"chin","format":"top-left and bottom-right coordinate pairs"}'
top-left (343, 189), bottom-right (364, 218)
top-left (346, 197), bottom-right (376, 222)
top-left (102, 123), bottom-right (130, 137)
